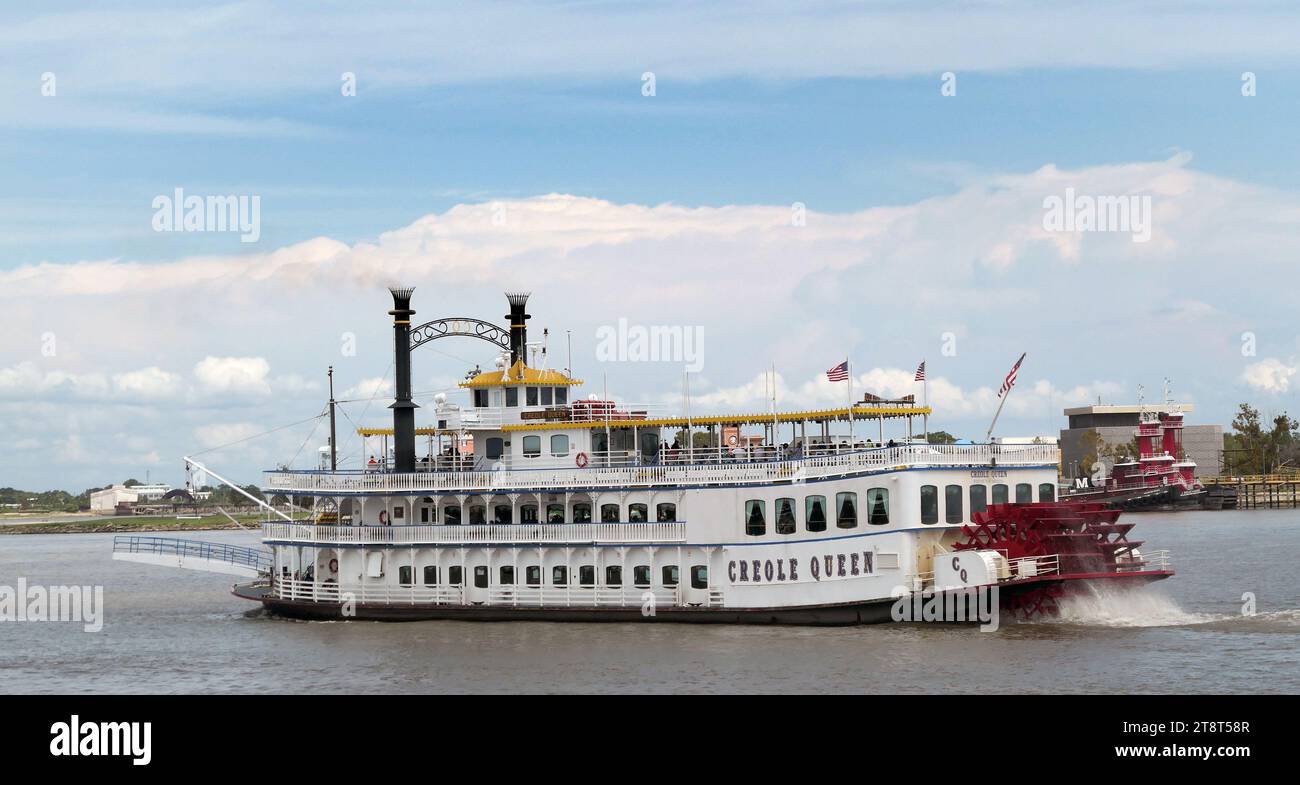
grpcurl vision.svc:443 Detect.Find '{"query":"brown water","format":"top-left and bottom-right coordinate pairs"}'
top-left (2, 509), bottom-right (1298, 694)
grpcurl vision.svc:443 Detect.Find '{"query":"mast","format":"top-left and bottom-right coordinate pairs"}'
top-left (327, 365), bottom-right (337, 471)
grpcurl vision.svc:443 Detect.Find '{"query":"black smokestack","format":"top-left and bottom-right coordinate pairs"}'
top-left (388, 287), bottom-right (418, 473)
top-left (506, 291), bottom-right (531, 365)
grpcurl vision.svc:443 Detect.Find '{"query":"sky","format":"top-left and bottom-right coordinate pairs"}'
top-left (2, 1), bottom-right (1300, 492)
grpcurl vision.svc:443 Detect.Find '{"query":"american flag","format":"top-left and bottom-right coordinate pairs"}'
top-left (914, 361), bottom-right (926, 382)
top-left (826, 360), bottom-right (849, 382)
top-left (998, 352), bottom-right (1026, 398)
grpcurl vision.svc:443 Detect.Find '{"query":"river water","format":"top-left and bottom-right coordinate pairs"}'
top-left (2, 509), bottom-right (1297, 694)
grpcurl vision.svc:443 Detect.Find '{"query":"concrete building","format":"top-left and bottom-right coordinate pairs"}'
top-left (1059, 404), bottom-right (1222, 481)
top-left (89, 483), bottom-right (173, 512)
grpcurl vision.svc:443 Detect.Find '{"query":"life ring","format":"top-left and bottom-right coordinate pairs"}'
top-left (575, 451), bottom-right (590, 468)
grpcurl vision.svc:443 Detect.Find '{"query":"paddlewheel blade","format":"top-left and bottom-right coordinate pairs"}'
top-left (952, 501), bottom-right (1172, 620)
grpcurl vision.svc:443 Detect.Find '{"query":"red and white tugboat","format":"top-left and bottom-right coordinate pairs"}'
top-left (1063, 407), bottom-right (1206, 511)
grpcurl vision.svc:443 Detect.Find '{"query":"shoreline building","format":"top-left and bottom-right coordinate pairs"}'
top-left (1058, 404), bottom-right (1222, 481)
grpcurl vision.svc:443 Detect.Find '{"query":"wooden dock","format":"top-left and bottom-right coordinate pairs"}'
top-left (1202, 475), bottom-right (1300, 509)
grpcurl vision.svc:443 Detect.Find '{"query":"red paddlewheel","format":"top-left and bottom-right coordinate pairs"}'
top-left (954, 501), bottom-right (1143, 577)
top-left (1003, 584), bottom-right (1066, 620)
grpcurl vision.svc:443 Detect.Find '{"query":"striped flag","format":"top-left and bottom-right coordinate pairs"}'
top-left (998, 353), bottom-right (1026, 398)
top-left (914, 361), bottom-right (926, 382)
top-left (826, 360), bottom-right (849, 382)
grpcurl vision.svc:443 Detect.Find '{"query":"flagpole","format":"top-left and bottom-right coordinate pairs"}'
top-left (922, 359), bottom-right (929, 444)
top-left (986, 388), bottom-right (1011, 444)
top-left (847, 358), bottom-right (854, 447)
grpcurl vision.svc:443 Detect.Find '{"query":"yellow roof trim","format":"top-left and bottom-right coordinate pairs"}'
top-left (499, 405), bottom-right (931, 432)
top-left (356, 426), bottom-right (459, 437)
top-left (459, 359), bottom-right (583, 388)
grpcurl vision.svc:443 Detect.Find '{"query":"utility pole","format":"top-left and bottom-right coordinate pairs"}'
top-left (328, 366), bottom-right (337, 471)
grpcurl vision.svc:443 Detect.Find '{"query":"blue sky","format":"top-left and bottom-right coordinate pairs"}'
top-left (2, 1), bottom-right (1300, 490)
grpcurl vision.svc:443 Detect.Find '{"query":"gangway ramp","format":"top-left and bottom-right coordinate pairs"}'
top-left (112, 535), bottom-right (271, 578)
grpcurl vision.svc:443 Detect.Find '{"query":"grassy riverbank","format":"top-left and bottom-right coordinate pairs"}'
top-left (0, 513), bottom-right (265, 535)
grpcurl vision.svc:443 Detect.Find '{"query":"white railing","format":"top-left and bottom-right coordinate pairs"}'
top-left (267, 444), bottom-right (1059, 494)
top-left (486, 586), bottom-right (679, 607)
top-left (1005, 553), bottom-right (1060, 580)
top-left (1116, 549), bottom-right (1172, 572)
top-left (263, 521), bottom-right (689, 545)
top-left (269, 578), bottom-right (720, 608)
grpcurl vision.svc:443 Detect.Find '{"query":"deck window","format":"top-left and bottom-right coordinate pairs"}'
top-left (398, 566), bottom-right (413, 586)
top-left (690, 565), bottom-right (709, 590)
top-left (745, 500), bottom-right (767, 536)
top-left (505, 387), bottom-right (518, 407)
top-left (1016, 483), bottom-right (1033, 504)
top-left (552, 566), bottom-right (568, 586)
top-left (662, 565), bottom-right (680, 587)
top-left (493, 504), bottom-right (512, 524)
top-left (473, 566), bottom-right (488, 589)
top-left (836, 492), bottom-right (858, 529)
top-left (945, 485), bottom-right (963, 523)
top-left (970, 484), bottom-right (988, 515)
top-left (473, 389), bottom-right (488, 408)
top-left (920, 485), bottom-right (939, 524)
top-left (541, 387), bottom-right (553, 405)
top-left (520, 504), bottom-right (538, 523)
top-left (573, 503), bottom-right (592, 523)
top-left (579, 565), bottom-right (595, 587)
top-left (423, 566), bottom-right (439, 586)
top-left (628, 503), bottom-right (648, 523)
top-left (499, 566), bottom-right (515, 585)
top-left (605, 566), bottom-right (622, 587)
top-left (526, 566), bottom-right (541, 586)
top-left (776, 497), bottom-right (796, 534)
top-left (1039, 483), bottom-right (1056, 502)
top-left (866, 488), bottom-right (889, 526)
top-left (555, 387), bottom-right (568, 404)
top-left (656, 502), bottom-right (677, 522)
top-left (448, 566), bottom-right (463, 586)
top-left (633, 565), bottom-right (651, 587)
top-left (546, 504), bottom-right (565, 523)
top-left (444, 506), bottom-right (462, 525)
top-left (526, 387), bottom-right (538, 406)
top-left (486, 438), bottom-right (504, 460)
top-left (522, 435), bottom-right (541, 457)
top-left (550, 434), bottom-right (569, 456)
top-left (601, 504), bottom-right (620, 523)
top-left (805, 495), bottom-right (827, 532)
top-left (468, 505), bottom-right (486, 525)
top-left (992, 484), bottom-right (1009, 505)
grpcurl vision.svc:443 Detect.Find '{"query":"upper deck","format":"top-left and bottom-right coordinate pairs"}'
top-left (265, 442), bottom-right (1060, 496)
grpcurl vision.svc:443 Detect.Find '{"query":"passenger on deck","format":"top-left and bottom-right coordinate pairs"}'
top-left (367, 455), bottom-right (378, 471)
top-left (887, 439), bottom-right (897, 448)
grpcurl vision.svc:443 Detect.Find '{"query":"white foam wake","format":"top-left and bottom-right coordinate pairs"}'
top-left (1051, 583), bottom-right (1220, 627)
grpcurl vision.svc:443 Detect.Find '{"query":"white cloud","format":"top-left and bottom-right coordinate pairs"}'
top-left (193, 423), bottom-right (264, 450)
top-left (1242, 358), bottom-right (1298, 394)
top-left (1, 153), bottom-right (1296, 486)
top-left (193, 356), bottom-right (272, 396)
top-left (2, 2), bottom-right (1297, 114)
top-left (113, 366), bottom-right (183, 399)
top-left (344, 377), bottom-right (394, 400)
